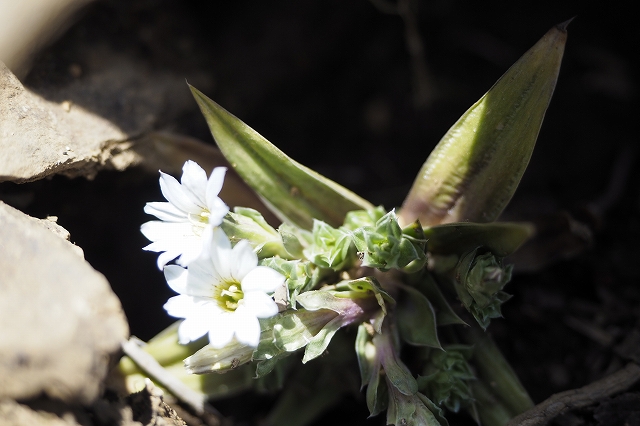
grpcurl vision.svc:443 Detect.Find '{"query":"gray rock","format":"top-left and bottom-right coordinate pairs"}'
top-left (0, 61), bottom-right (129, 183)
top-left (0, 201), bottom-right (129, 404)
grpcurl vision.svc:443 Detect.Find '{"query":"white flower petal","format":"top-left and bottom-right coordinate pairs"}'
top-left (164, 295), bottom-right (198, 318)
top-left (175, 236), bottom-right (206, 267)
top-left (209, 230), bottom-right (233, 279)
top-left (242, 291), bottom-right (279, 318)
top-left (156, 251), bottom-right (180, 269)
top-left (207, 198), bottom-right (229, 227)
top-left (144, 202), bottom-right (186, 222)
top-left (140, 221), bottom-right (193, 244)
top-left (207, 314), bottom-right (235, 348)
top-left (230, 240), bottom-right (258, 281)
top-left (205, 167), bottom-right (227, 208)
top-left (183, 258), bottom-right (224, 298)
top-left (141, 221), bottom-right (204, 267)
top-left (164, 265), bottom-right (189, 294)
top-left (232, 308), bottom-right (262, 347)
top-left (159, 171), bottom-right (202, 214)
top-left (241, 266), bottom-right (286, 293)
top-left (181, 161), bottom-right (208, 207)
top-left (178, 316), bottom-right (209, 344)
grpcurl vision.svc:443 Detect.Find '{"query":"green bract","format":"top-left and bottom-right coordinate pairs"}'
top-left (351, 210), bottom-right (427, 272)
top-left (304, 219), bottom-right (355, 270)
top-left (418, 346), bottom-right (476, 413)
top-left (452, 248), bottom-right (514, 329)
top-left (121, 21), bottom-right (570, 426)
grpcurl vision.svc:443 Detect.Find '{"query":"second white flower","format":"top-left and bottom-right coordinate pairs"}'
top-left (163, 229), bottom-right (285, 348)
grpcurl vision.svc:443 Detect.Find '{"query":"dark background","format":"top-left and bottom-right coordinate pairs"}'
top-left (3, 0), bottom-right (639, 424)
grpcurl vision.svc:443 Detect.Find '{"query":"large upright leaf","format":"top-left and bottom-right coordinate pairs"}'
top-left (400, 22), bottom-right (569, 226)
top-left (190, 86), bottom-right (373, 229)
top-left (424, 222), bottom-right (534, 258)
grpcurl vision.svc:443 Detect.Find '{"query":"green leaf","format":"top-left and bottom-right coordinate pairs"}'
top-left (366, 365), bottom-right (389, 417)
top-left (356, 323), bottom-right (375, 390)
top-left (397, 284), bottom-right (442, 349)
top-left (302, 316), bottom-right (343, 363)
top-left (278, 222), bottom-right (307, 259)
top-left (416, 274), bottom-right (467, 326)
top-left (190, 85), bottom-right (373, 229)
top-left (400, 22), bottom-right (568, 226)
top-left (374, 332), bottom-right (419, 396)
top-left (424, 222), bottom-right (534, 257)
top-left (386, 389), bottom-right (443, 426)
top-left (417, 393), bottom-right (450, 426)
top-left (252, 309), bottom-right (338, 377)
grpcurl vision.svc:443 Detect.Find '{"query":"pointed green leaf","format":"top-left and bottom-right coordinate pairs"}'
top-left (366, 365), bottom-right (389, 417)
top-left (424, 221), bottom-right (534, 257)
top-left (374, 332), bottom-right (419, 396)
top-left (400, 22), bottom-right (568, 226)
top-left (302, 316), bottom-right (343, 363)
top-left (278, 222), bottom-right (307, 258)
top-left (190, 85), bottom-right (373, 229)
top-left (417, 273), bottom-right (467, 326)
top-left (386, 389), bottom-right (443, 426)
top-left (356, 323), bottom-right (376, 390)
top-left (397, 284), bottom-right (442, 349)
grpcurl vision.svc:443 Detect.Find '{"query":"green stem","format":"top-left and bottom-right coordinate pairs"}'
top-left (470, 380), bottom-right (513, 426)
top-left (119, 321), bottom-right (207, 375)
top-left (462, 326), bottom-right (533, 416)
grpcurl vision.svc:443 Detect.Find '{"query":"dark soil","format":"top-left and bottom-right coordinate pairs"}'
top-left (2, 1), bottom-right (639, 425)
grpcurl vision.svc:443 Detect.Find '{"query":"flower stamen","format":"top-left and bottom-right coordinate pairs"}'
top-left (216, 281), bottom-right (244, 312)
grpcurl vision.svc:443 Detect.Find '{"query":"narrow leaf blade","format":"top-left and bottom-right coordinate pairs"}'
top-left (190, 86), bottom-right (373, 229)
top-left (400, 23), bottom-right (568, 226)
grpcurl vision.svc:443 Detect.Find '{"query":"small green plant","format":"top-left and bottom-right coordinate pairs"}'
top-left (118, 21), bottom-right (569, 426)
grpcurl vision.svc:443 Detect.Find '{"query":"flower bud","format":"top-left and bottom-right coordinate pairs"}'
top-left (418, 345), bottom-right (476, 413)
top-left (221, 207), bottom-right (293, 259)
top-left (453, 249), bottom-right (513, 329)
top-left (351, 210), bottom-right (426, 271)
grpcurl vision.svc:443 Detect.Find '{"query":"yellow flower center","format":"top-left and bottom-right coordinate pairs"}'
top-left (214, 280), bottom-right (244, 312)
top-left (188, 210), bottom-right (210, 236)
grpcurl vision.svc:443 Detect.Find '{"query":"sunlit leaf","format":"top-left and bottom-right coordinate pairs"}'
top-left (400, 22), bottom-right (569, 226)
top-left (190, 86), bottom-right (373, 229)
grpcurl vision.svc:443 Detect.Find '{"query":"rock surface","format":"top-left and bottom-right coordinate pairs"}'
top-left (0, 61), bottom-right (131, 183)
top-left (0, 201), bottom-right (129, 404)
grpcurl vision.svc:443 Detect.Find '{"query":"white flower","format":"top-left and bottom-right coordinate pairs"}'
top-left (141, 161), bottom-right (230, 269)
top-left (163, 229), bottom-right (285, 348)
